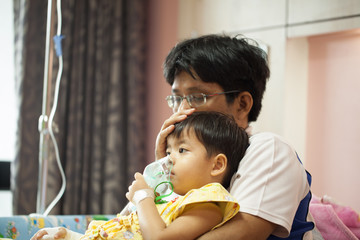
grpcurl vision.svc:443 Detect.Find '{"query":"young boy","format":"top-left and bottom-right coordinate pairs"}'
top-left (31, 111), bottom-right (249, 240)
top-left (156, 34), bottom-right (314, 239)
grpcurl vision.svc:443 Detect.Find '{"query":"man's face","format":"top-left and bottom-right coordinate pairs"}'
top-left (171, 71), bottom-right (239, 123)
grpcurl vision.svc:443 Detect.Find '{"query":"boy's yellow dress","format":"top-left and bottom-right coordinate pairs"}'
top-left (81, 183), bottom-right (239, 239)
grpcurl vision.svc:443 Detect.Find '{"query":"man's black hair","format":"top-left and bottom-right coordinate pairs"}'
top-left (163, 34), bottom-right (270, 122)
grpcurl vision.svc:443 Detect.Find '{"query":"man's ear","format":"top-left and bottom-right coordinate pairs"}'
top-left (211, 153), bottom-right (227, 177)
top-left (233, 91), bottom-right (253, 127)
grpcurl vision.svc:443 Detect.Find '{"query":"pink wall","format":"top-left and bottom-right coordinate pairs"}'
top-left (145, 0), bottom-right (178, 163)
top-left (306, 29), bottom-right (360, 211)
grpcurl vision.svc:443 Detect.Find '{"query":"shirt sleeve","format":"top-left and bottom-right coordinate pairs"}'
top-left (229, 132), bottom-right (310, 237)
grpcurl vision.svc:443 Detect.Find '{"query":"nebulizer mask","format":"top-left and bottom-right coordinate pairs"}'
top-left (120, 156), bottom-right (174, 215)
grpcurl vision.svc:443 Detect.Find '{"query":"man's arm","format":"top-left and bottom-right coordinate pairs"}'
top-left (197, 211), bottom-right (276, 240)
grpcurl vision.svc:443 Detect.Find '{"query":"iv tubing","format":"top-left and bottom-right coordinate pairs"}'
top-left (37, 0), bottom-right (66, 216)
top-left (43, 0), bottom-right (66, 216)
top-left (36, 0), bottom-right (53, 214)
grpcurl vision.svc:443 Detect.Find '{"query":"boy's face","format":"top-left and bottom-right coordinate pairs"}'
top-left (166, 130), bottom-right (214, 195)
top-left (171, 71), bottom-right (246, 128)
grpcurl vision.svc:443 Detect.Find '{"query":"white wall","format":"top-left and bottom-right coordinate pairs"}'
top-left (0, 0), bottom-right (15, 216)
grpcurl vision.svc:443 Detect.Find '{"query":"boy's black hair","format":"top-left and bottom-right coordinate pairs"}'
top-left (171, 111), bottom-right (249, 189)
top-left (163, 34), bottom-right (270, 122)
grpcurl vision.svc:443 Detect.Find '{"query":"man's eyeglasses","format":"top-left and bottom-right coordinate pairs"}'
top-left (165, 90), bottom-right (241, 110)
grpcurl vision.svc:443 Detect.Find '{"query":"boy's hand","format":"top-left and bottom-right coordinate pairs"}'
top-left (125, 173), bottom-right (152, 202)
top-left (31, 227), bottom-right (67, 240)
top-left (155, 108), bottom-right (195, 160)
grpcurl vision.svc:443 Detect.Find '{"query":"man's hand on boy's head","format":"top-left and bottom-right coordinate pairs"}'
top-left (155, 108), bottom-right (195, 160)
top-left (126, 172), bottom-right (151, 202)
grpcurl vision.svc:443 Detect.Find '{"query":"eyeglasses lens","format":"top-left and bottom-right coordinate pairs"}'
top-left (166, 94), bottom-right (207, 109)
top-left (187, 94), bottom-right (206, 107)
top-left (166, 96), bottom-right (182, 109)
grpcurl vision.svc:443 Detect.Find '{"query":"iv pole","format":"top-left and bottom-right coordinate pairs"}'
top-left (36, 0), bottom-right (56, 214)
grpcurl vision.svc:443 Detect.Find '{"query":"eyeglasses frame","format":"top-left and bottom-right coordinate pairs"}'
top-left (165, 90), bottom-right (241, 109)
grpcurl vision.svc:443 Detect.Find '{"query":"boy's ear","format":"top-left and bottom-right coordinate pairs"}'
top-left (211, 154), bottom-right (227, 177)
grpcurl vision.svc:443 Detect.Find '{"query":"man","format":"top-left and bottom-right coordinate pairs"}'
top-left (155, 34), bottom-right (315, 239)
